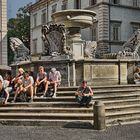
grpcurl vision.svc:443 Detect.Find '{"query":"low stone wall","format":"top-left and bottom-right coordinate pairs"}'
top-left (10, 59), bottom-right (139, 86)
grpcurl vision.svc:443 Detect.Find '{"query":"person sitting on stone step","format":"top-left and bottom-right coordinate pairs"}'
top-left (134, 67), bottom-right (140, 84)
top-left (11, 71), bottom-right (34, 103)
top-left (34, 66), bottom-right (48, 97)
top-left (11, 67), bottom-right (25, 90)
top-left (0, 75), bottom-right (9, 104)
top-left (75, 81), bottom-right (93, 108)
top-left (4, 71), bottom-right (13, 93)
top-left (48, 68), bottom-right (61, 98)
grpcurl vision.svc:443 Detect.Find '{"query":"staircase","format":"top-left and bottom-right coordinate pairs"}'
top-left (0, 85), bottom-right (140, 127)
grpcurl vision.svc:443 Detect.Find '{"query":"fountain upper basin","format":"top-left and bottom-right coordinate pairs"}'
top-left (52, 9), bottom-right (96, 29)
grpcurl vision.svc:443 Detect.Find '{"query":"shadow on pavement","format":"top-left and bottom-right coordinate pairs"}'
top-left (63, 121), bottom-right (94, 129)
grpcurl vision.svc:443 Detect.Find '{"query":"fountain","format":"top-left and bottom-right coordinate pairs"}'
top-left (51, 9), bottom-right (96, 60)
top-left (11, 9), bottom-right (130, 86)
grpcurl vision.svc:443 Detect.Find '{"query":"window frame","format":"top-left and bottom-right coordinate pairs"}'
top-left (89, 0), bottom-right (97, 6)
top-left (52, 4), bottom-right (57, 14)
top-left (61, 0), bottom-right (68, 10)
top-left (111, 22), bottom-right (121, 41)
top-left (33, 13), bottom-right (37, 27)
top-left (41, 9), bottom-right (46, 24)
top-left (111, 0), bottom-right (120, 5)
top-left (74, 0), bottom-right (81, 9)
top-left (32, 39), bottom-right (38, 55)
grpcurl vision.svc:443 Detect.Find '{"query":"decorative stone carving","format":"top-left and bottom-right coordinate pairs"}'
top-left (41, 24), bottom-right (71, 56)
top-left (84, 41), bottom-right (97, 58)
top-left (117, 29), bottom-right (140, 59)
top-left (10, 37), bottom-right (30, 63)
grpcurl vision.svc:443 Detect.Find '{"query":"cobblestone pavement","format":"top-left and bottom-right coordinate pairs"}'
top-left (0, 123), bottom-right (140, 140)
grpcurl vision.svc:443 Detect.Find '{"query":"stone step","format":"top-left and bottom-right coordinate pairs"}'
top-left (0, 119), bottom-right (93, 128)
top-left (107, 115), bottom-right (140, 126)
top-left (0, 107), bottom-right (93, 113)
top-left (58, 85), bottom-right (140, 91)
top-left (104, 98), bottom-right (140, 106)
top-left (106, 110), bottom-right (140, 119)
top-left (3, 97), bottom-right (140, 108)
top-left (7, 93), bottom-right (140, 104)
top-left (57, 89), bottom-right (140, 96)
top-left (0, 102), bottom-right (93, 108)
top-left (0, 104), bottom-right (139, 115)
top-left (0, 113), bottom-right (93, 120)
top-left (105, 104), bottom-right (140, 112)
top-left (35, 93), bottom-right (140, 101)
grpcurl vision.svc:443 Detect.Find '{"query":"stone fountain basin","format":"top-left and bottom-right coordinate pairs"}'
top-left (52, 9), bottom-right (96, 28)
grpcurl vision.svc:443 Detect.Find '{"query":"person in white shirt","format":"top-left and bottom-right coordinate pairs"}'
top-left (12, 71), bottom-right (34, 103)
top-left (0, 75), bottom-right (9, 104)
top-left (48, 68), bottom-right (61, 98)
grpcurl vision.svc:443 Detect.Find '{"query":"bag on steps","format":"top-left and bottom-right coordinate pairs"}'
top-left (18, 91), bottom-right (28, 102)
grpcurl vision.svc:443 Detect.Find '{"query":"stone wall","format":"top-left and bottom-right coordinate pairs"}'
top-left (11, 59), bottom-right (139, 87)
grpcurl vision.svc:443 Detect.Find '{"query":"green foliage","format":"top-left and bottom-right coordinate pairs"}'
top-left (7, 4), bottom-right (31, 64)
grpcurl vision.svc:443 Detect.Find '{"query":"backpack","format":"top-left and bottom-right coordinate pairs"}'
top-left (46, 86), bottom-right (54, 97)
top-left (18, 91), bottom-right (28, 102)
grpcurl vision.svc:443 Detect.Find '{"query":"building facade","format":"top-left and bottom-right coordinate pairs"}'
top-left (0, 0), bottom-right (7, 65)
top-left (29, 0), bottom-right (140, 56)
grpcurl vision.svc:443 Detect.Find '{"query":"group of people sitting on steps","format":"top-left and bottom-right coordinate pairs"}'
top-left (0, 66), bottom-right (61, 104)
top-left (0, 65), bottom-right (93, 108)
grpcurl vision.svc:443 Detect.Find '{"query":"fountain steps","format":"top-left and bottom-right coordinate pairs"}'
top-left (0, 85), bottom-right (140, 127)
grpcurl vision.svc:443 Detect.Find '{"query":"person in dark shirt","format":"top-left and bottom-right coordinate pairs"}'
top-left (75, 81), bottom-right (93, 107)
top-left (34, 66), bottom-right (48, 97)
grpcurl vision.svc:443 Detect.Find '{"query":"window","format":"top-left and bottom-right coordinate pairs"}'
top-left (61, 0), bottom-right (68, 10)
top-left (33, 14), bottom-right (37, 27)
top-left (111, 0), bottom-right (120, 4)
top-left (41, 9), bottom-right (46, 24)
top-left (111, 22), bottom-right (121, 41)
top-left (52, 4), bottom-right (57, 14)
top-left (74, 0), bottom-right (81, 9)
top-left (32, 39), bottom-right (37, 54)
top-left (131, 23), bottom-right (140, 33)
top-left (133, 0), bottom-right (139, 7)
top-left (90, 0), bottom-right (97, 6)
top-left (91, 23), bottom-right (98, 41)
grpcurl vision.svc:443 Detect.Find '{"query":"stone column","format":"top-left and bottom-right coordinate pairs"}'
top-left (0, 0), bottom-right (7, 65)
top-left (72, 62), bottom-right (76, 86)
top-left (67, 63), bottom-right (70, 87)
top-left (118, 61), bottom-right (127, 84)
top-left (93, 101), bottom-right (106, 130)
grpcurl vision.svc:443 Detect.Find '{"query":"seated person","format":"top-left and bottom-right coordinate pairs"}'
top-left (11, 71), bottom-right (34, 103)
top-left (75, 81), bottom-right (93, 108)
top-left (134, 67), bottom-right (140, 84)
top-left (48, 68), bottom-right (61, 98)
top-left (0, 75), bottom-right (9, 104)
top-left (4, 72), bottom-right (13, 93)
top-left (11, 68), bottom-right (24, 90)
top-left (0, 75), bottom-right (4, 87)
top-left (34, 66), bottom-right (48, 97)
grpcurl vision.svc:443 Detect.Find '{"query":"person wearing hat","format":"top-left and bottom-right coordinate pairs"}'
top-left (75, 81), bottom-right (93, 107)
top-left (48, 68), bottom-right (61, 98)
